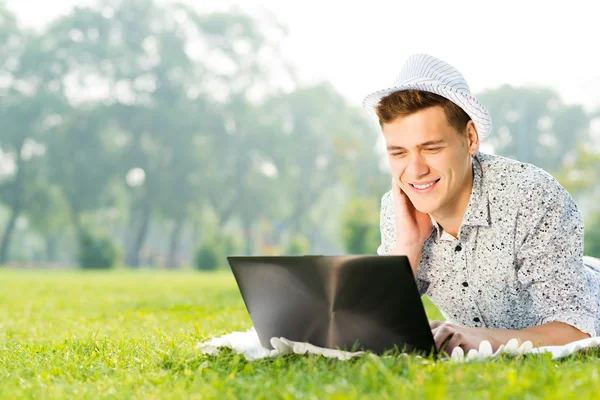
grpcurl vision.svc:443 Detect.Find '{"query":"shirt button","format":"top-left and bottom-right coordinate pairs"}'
top-left (473, 317), bottom-right (480, 323)
top-left (455, 244), bottom-right (462, 252)
top-left (462, 281), bottom-right (469, 287)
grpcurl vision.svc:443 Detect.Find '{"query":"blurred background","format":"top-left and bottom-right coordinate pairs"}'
top-left (1, 0), bottom-right (599, 271)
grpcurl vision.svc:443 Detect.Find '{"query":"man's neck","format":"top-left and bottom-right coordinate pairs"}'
top-left (430, 165), bottom-right (475, 239)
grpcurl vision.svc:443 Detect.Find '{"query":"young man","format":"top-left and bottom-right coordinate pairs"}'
top-left (362, 53), bottom-right (600, 355)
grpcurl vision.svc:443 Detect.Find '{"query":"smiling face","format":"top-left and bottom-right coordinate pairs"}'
top-left (383, 105), bottom-right (479, 220)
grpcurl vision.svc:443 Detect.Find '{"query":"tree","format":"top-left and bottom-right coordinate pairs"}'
top-left (552, 145), bottom-right (600, 196)
top-left (340, 197), bottom-right (381, 255)
top-left (43, 106), bottom-right (121, 248)
top-left (19, 0), bottom-right (210, 266)
top-left (0, 8), bottom-right (71, 263)
top-left (584, 212), bottom-right (600, 258)
top-left (478, 85), bottom-right (592, 171)
top-left (552, 145), bottom-right (600, 259)
top-left (22, 183), bottom-right (71, 263)
top-left (258, 83), bottom-right (386, 251)
top-left (102, 1), bottom-right (286, 265)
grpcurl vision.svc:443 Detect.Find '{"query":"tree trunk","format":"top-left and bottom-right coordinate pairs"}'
top-left (284, 176), bottom-right (335, 239)
top-left (166, 217), bottom-right (184, 269)
top-left (209, 191), bottom-right (242, 228)
top-left (45, 234), bottom-right (58, 263)
top-left (69, 206), bottom-right (83, 246)
top-left (126, 199), bottom-right (152, 267)
top-left (69, 207), bottom-right (85, 268)
top-left (0, 151), bottom-right (25, 265)
top-left (191, 220), bottom-right (202, 247)
top-left (0, 204), bottom-right (20, 265)
top-left (124, 201), bottom-right (140, 268)
top-left (242, 215), bottom-right (254, 255)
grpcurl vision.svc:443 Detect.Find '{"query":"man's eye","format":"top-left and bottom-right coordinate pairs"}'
top-left (391, 152), bottom-right (406, 157)
top-left (425, 147), bottom-right (442, 152)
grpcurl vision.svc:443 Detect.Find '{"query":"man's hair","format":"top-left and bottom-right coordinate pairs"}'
top-left (375, 90), bottom-right (471, 133)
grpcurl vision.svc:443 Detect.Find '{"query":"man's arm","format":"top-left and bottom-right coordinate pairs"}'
top-left (431, 320), bottom-right (590, 354)
top-left (432, 172), bottom-right (597, 354)
top-left (392, 244), bottom-right (422, 277)
top-left (376, 189), bottom-right (430, 295)
top-left (513, 173), bottom-right (597, 337)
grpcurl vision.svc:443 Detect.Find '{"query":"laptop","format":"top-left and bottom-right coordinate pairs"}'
top-left (227, 255), bottom-right (437, 356)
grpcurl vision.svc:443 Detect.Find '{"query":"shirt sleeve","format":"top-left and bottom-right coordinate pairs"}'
top-left (515, 173), bottom-right (597, 336)
top-left (376, 190), bottom-right (394, 256)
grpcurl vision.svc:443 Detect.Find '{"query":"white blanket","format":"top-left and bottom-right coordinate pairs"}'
top-left (197, 327), bottom-right (600, 362)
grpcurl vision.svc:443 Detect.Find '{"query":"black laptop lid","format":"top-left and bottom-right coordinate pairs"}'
top-left (227, 255), bottom-right (436, 356)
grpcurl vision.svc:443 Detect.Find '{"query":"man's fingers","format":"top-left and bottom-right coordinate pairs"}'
top-left (429, 320), bottom-right (443, 330)
top-left (391, 178), bottom-right (402, 201)
top-left (431, 321), bottom-right (454, 331)
top-left (432, 323), bottom-right (455, 350)
top-left (443, 332), bottom-right (467, 356)
top-left (392, 178), bottom-right (415, 222)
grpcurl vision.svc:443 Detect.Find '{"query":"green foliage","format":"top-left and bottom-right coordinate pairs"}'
top-left (0, 0), bottom-right (387, 265)
top-left (340, 197), bottom-right (381, 255)
top-left (285, 234), bottom-right (310, 255)
top-left (77, 230), bottom-right (120, 269)
top-left (585, 212), bottom-right (600, 258)
top-left (478, 85), bottom-right (593, 171)
top-left (193, 245), bottom-right (219, 271)
top-left (1, 0), bottom-right (598, 270)
top-left (553, 145), bottom-right (600, 196)
top-left (194, 231), bottom-right (243, 271)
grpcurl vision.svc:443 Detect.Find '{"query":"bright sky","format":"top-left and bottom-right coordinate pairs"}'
top-left (6, 0), bottom-right (600, 111)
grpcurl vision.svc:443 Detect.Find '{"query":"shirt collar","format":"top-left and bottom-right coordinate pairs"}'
top-left (430, 216), bottom-right (456, 241)
top-left (461, 153), bottom-right (491, 228)
top-left (429, 153), bottom-right (491, 240)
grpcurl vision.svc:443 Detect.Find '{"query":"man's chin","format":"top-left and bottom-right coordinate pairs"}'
top-left (410, 200), bottom-right (437, 215)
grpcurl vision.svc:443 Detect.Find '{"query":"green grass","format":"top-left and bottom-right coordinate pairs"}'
top-left (1, 268), bottom-right (600, 399)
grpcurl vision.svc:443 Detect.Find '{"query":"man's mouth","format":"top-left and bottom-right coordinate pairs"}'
top-left (409, 178), bottom-right (440, 191)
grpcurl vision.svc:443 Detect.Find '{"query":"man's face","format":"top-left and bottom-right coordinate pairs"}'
top-left (382, 105), bottom-right (479, 217)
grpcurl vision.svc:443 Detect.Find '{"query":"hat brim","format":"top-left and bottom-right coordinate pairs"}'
top-left (361, 80), bottom-right (492, 139)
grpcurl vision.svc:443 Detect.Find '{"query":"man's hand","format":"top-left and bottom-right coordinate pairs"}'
top-left (390, 178), bottom-right (432, 274)
top-left (391, 178), bottom-right (432, 246)
top-left (430, 321), bottom-right (493, 355)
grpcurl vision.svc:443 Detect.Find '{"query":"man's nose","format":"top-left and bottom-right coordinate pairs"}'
top-left (405, 153), bottom-right (430, 178)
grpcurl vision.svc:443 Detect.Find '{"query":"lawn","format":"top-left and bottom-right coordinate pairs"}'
top-left (1, 268), bottom-right (600, 399)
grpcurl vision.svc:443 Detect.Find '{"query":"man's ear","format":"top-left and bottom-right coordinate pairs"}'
top-left (466, 121), bottom-right (479, 154)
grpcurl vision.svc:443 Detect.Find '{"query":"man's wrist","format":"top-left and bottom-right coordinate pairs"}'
top-left (392, 244), bottom-right (423, 275)
top-left (392, 243), bottom-right (422, 254)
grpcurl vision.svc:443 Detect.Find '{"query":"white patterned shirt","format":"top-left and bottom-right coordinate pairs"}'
top-left (377, 152), bottom-right (600, 336)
